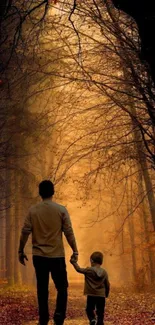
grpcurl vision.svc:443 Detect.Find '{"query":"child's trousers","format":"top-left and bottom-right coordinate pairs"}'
top-left (86, 295), bottom-right (105, 325)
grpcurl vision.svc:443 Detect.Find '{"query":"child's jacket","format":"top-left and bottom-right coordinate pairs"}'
top-left (72, 263), bottom-right (110, 297)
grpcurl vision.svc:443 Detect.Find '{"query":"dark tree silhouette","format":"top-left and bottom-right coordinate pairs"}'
top-left (0, 0), bottom-right (50, 74)
top-left (112, 1), bottom-right (155, 89)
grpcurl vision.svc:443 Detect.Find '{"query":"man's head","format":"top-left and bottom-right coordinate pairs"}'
top-left (90, 251), bottom-right (103, 266)
top-left (39, 180), bottom-right (54, 199)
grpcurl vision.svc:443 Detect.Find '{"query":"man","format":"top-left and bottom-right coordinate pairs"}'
top-left (18, 180), bottom-right (78, 325)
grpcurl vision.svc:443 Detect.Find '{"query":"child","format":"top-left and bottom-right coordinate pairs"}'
top-left (70, 251), bottom-right (110, 325)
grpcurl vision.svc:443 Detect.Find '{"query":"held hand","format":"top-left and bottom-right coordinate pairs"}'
top-left (70, 252), bottom-right (78, 263)
top-left (18, 252), bottom-right (28, 266)
top-left (70, 257), bottom-right (75, 264)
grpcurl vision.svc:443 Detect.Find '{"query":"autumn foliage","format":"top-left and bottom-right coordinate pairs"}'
top-left (0, 284), bottom-right (154, 325)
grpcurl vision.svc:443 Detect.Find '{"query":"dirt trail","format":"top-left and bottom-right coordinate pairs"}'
top-left (24, 321), bottom-right (113, 325)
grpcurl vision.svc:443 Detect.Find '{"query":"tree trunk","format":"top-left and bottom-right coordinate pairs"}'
top-left (129, 95), bottom-right (155, 283)
top-left (129, 105), bottom-right (155, 231)
top-left (126, 174), bottom-right (137, 284)
top-left (14, 171), bottom-right (22, 285)
top-left (0, 210), bottom-right (5, 279)
top-left (137, 171), bottom-right (155, 284)
top-left (5, 168), bottom-right (15, 285)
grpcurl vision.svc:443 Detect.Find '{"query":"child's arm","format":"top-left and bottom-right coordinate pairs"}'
top-left (70, 261), bottom-right (88, 274)
top-left (104, 274), bottom-right (110, 297)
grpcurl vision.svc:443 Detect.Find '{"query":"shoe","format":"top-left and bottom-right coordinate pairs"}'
top-left (90, 320), bottom-right (96, 325)
top-left (54, 316), bottom-right (64, 325)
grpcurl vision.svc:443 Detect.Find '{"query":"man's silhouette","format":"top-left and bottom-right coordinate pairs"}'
top-left (18, 180), bottom-right (78, 325)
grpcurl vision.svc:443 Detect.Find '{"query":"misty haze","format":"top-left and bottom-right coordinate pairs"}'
top-left (0, 1), bottom-right (155, 325)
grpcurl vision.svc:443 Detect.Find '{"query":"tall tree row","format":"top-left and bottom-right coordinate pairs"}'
top-left (0, 0), bottom-right (65, 284)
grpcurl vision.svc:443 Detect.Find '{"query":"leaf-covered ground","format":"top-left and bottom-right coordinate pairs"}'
top-left (0, 283), bottom-right (154, 325)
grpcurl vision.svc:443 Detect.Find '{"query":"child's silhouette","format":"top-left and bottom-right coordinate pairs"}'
top-left (70, 251), bottom-right (110, 325)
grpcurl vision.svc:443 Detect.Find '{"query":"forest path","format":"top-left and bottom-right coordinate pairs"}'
top-left (24, 321), bottom-right (113, 325)
top-left (0, 283), bottom-right (154, 325)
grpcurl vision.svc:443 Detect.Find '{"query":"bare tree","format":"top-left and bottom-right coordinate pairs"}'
top-left (111, 0), bottom-right (155, 88)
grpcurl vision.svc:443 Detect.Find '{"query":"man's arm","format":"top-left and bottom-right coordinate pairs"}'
top-left (18, 210), bottom-right (32, 265)
top-left (61, 207), bottom-right (78, 260)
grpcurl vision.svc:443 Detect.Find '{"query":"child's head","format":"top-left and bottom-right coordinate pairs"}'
top-left (90, 251), bottom-right (103, 266)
